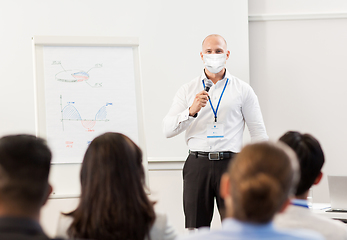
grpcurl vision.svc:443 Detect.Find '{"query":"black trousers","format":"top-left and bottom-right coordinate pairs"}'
top-left (182, 153), bottom-right (235, 228)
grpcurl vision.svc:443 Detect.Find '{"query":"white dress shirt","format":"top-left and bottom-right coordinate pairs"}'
top-left (274, 199), bottom-right (347, 240)
top-left (179, 218), bottom-right (324, 240)
top-left (163, 69), bottom-right (268, 152)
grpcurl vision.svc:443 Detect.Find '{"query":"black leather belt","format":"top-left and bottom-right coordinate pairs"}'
top-left (189, 151), bottom-right (234, 160)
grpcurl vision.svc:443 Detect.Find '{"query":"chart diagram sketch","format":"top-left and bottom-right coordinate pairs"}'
top-left (60, 95), bottom-right (112, 132)
top-left (53, 61), bottom-right (103, 88)
top-left (43, 46), bottom-right (139, 163)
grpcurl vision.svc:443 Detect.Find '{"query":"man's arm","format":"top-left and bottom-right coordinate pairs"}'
top-left (242, 86), bottom-right (269, 142)
top-left (163, 85), bottom-right (208, 138)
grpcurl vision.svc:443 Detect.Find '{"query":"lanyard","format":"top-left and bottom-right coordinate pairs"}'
top-left (291, 200), bottom-right (309, 208)
top-left (202, 78), bottom-right (229, 122)
top-left (292, 203), bottom-right (309, 208)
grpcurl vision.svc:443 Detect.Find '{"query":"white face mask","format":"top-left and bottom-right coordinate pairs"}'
top-left (203, 54), bottom-right (227, 74)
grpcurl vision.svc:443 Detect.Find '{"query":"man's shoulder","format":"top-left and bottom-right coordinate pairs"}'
top-left (275, 204), bottom-right (344, 226)
top-left (0, 232), bottom-right (51, 240)
top-left (176, 75), bottom-right (202, 94)
top-left (275, 205), bottom-right (347, 238)
top-left (186, 75), bottom-right (203, 86)
top-left (277, 228), bottom-right (324, 240)
top-left (0, 217), bottom-right (51, 240)
top-left (177, 228), bottom-right (323, 240)
top-left (177, 230), bottom-right (224, 240)
top-left (227, 74), bottom-right (252, 91)
top-left (0, 234), bottom-right (65, 240)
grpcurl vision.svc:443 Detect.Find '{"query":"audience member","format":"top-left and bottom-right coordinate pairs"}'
top-left (0, 134), bottom-right (54, 240)
top-left (55, 132), bottom-right (177, 240)
top-left (274, 131), bottom-right (347, 239)
top-left (179, 142), bottom-right (324, 240)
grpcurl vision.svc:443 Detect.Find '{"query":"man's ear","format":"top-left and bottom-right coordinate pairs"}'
top-left (226, 50), bottom-right (230, 60)
top-left (200, 51), bottom-right (204, 62)
top-left (220, 173), bottom-right (231, 200)
top-left (314, 172), bottom-right (323, 185)
top-left (42, 184), bottom-right (53, 206)
top-left (279, 198), bottom-right (290, 213)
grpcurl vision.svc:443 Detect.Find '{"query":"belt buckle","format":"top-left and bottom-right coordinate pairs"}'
top-left (208, 152), bottom-right (220, 160)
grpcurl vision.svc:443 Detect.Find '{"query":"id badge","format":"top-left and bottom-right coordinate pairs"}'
top-left (206, 124), bottom-right (224, 138)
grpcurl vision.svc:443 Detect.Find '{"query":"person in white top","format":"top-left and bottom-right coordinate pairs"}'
top-left (274, 131), bottom-right (347, 239)
top-left (179, 141), bottom-right (324, 240)
top-left (163, 34), bottom-right (268, 229)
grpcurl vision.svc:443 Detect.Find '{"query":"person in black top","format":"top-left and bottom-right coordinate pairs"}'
top-left (0, 134), bottom-right (56, 240)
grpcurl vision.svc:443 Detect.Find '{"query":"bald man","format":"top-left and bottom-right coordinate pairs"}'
top-left (163, 34), bottom-right (268, 229)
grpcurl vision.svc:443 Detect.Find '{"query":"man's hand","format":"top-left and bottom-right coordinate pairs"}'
top-left (189, 91), bottom-right (209, 116)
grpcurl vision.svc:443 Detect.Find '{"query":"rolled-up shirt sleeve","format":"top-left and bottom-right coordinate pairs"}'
top-left (242, 86), bottom-right (269, 142)
top-left (163, 85), bottom-right (196, 138)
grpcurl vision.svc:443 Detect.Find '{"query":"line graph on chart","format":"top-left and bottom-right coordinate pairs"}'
top-left (60, 95), bottom-right (112, 132)
top-left (52, 61), bottom-right (103, 88)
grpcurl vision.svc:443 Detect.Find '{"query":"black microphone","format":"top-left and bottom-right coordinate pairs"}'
top-left (204, 80), bottom-right (213, 92)
top-left (204, 80), bottom-right (214, 121)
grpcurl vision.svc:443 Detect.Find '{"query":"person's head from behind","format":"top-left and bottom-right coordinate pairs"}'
top-left (0, 134), bottom-right (52, 219)
top-left (220, 142), bottom-right (299, 224)
top-left (279, 131), bottom-right (325, 198)
top-left (68, 132), bottom-right (155, 240)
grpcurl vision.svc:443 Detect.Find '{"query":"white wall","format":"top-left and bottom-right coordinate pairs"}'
top-left (248, 0), bottom-right (347, 203)
top-left (0, 0), bottom-right (249, 237)
top-left (0, 0), bottom-right (249, 159)
top-left (249, 0), bottom-right (347, 15)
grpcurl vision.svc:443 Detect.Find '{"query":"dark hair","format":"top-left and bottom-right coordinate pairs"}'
top-left (228, 142), bottom-right (299, 224)
top-left (0, 134), bottom-right (51, 214)
top-left (279, 131), bottom-right (325, 196)
top-left (67, 132), bottom-right (156, 240)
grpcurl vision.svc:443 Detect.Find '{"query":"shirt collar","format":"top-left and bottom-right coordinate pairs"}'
top-left (200, 68), bottom-right (231, 83)
top-left (222, 218), bottom-right (274, 233)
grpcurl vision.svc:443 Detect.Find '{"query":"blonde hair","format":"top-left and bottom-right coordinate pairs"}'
top-left (228, 142), bottom-right (299, 223)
